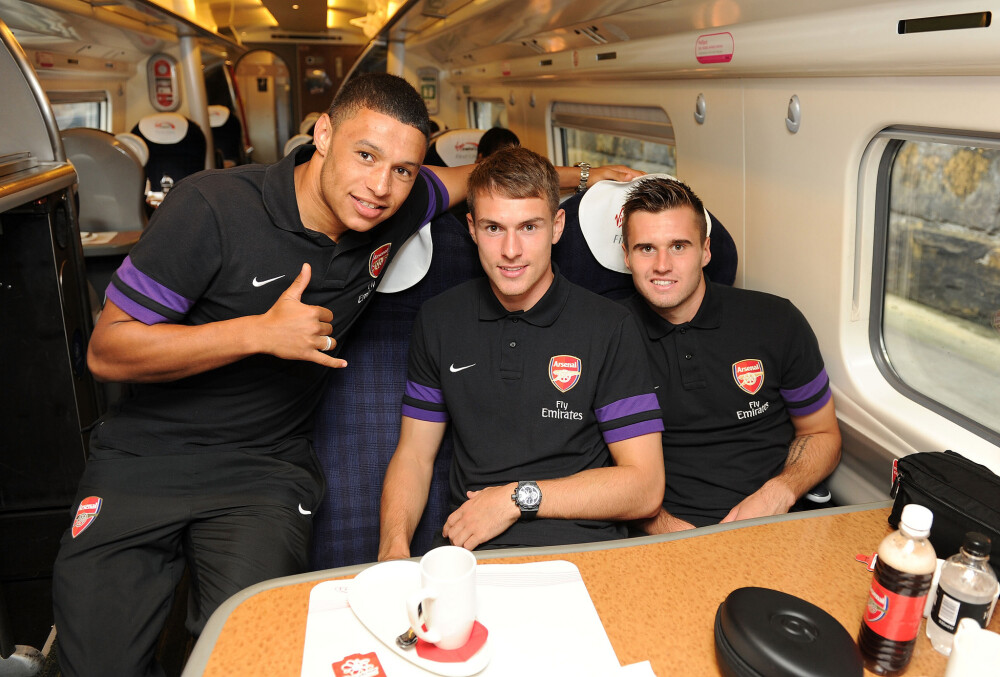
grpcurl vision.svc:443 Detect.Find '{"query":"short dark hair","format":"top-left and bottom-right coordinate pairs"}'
top-left (467, 147), bottom-right (559, 219)
top-left (477, 127), bottom-right (520, 160)
top-left (621, 177), bottom-right (708, 248)
top-left (327, 73), bottom-right (431, 140)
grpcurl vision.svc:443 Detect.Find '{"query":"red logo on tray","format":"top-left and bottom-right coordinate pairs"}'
top-left (732, 359), bottom-right (764, 395)
top-left (71, 496), bottom-right (102, 538)
top-left (549, 355), bottom-right (582, 393)
top-left (369, 243), bottom-right (391, 278)
top-left (332, 652), bottom-right (385, 676)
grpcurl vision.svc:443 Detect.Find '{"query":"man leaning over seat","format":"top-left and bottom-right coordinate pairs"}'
top-left (378, 147), bottom-right (665, 558)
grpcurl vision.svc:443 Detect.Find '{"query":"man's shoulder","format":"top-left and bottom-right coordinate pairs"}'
top-left (713, 283), bottom-right (798, 318)
top-left (419, 278), bottom-right (482, 315)
top-left (562, 278), bottom-right (632, 322)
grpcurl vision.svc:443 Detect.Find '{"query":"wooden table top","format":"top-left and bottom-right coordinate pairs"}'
top-left (184, 503), bottom-right (998, 676)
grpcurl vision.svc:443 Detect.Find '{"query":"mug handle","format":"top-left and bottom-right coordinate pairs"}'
top-left (405, 588), bottom-right (441, 644)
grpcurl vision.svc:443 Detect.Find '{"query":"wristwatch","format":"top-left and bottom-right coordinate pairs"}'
top-left (574, 162), bottom-right (591, 193)
top-left (511, 480), bottom-right (541, 520)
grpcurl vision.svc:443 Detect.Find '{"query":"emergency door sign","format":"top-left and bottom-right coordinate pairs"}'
top-left (148, 54), bottom-right (180, 111)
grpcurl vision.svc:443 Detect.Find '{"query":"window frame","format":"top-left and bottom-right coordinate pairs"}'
top-left (549, 101), bottom-right (676, 172)
top-left (869, 127), bottom-right (1000, 446)
top-left (47, 90), bottom-right (110, 132)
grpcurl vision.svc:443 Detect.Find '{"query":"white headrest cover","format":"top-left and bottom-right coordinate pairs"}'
top-left (578, 173), bottom-right (712, 274)
top-left (377, 225), bottom-right (434, 293)
top-left (208, 105), bottom-right (231, 128)
top-left (300, 112), bottom-right (321, 135)
top-left (283, 134), bottom-right (313, 157)
top-left (434, 129), bottom-right (486, 167)
top-left (114, 132), bottom-right (149, 166)
top-left (137, 113), bottom-right (189, 145)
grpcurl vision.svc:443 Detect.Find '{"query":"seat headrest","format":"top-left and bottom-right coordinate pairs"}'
top-left (114, 133), bottom-right (149, 166)
top-left (300, 112), bottom-right (322, 135)
top-left (431, 129), bottom-right (486, 167)
top-left (136, 113), bottom-right (190, 145)
top-left (207, 105), bottom-right (231, 128)
top-left (578, 173), bottom-right (712, 274)
top-left (284, 134), bottom-right (313, 157)
top-left (376, 225), bottom-right (434, 293)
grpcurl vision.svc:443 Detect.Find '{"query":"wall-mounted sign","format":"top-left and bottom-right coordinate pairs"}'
top-left (147, 53), bottom-right (180, 111)
top-left (417, 67), bottom-right (439, 115)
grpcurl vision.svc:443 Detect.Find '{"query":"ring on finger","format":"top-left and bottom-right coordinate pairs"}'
top-left (322, 335), bottom-right (332, 352)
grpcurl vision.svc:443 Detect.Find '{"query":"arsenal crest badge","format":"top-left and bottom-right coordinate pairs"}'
top-left (549, 355), bottom-right (582, 392)
top-left (732, 359), bottom-right (764, 395)
top-left (71, 496), bottom-right (102, 538)
top-left (369, 243), bottom-right (391, 278)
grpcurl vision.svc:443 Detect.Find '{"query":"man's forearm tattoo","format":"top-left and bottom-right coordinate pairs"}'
top-left (786, 435), bottom-right (812, 466)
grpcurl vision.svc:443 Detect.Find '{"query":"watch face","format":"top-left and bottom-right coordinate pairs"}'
top-left (517, 484), bottom-right (541, 509)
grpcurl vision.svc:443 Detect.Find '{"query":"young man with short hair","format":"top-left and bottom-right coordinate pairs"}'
top-left (378, 147), bottom-right (664, 558)
top-left (620, 177), bottom-right (841, 532)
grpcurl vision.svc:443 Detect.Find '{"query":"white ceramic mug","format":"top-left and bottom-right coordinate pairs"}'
top-left (405, 546), bottom-right (477, 650)
top-left (944, 618), bottom-right (1000, 676)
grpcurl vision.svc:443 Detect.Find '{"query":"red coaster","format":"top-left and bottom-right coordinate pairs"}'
top-left (415, 621), bottom-right (488, 663)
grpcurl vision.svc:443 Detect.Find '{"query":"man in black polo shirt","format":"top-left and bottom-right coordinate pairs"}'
top-left (619, 177), bottom-right (841, 531)
top-left (378, 148), bottom-right (664, 557)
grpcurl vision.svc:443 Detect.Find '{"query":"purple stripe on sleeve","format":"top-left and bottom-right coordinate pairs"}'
top-left (603, 419), bottom-right (665, 445)
top-left (418, 168), bottom-right (450, 227)
top-left (404, 380), bottom-right (445, 404)
top-left (115, 256), bottom-right (193, 315)
top-left (105, 283), bottom-right (169, 325)
top-left (594, 393), bottom-right (660, 424)
top-left (787, 389), bottom-right (832, 417)
top-left (402, 404), bottom-right (450, 423)
top-left (780, 369), bottom-right (829, 405)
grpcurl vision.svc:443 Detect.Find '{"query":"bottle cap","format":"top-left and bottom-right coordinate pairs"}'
top-left (900, 504), bottom-right (933, 538)
top-left (962, 532), bottom-right (992, 558)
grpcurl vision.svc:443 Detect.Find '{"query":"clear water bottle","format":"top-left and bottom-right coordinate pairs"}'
top-left (858, 504), bottom-right (937, 675)
top-left (927, 532), bottom-right (999, 655)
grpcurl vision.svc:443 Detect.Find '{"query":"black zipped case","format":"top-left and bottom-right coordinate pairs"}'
top-left (889, 450), bottom-right (1000, 567)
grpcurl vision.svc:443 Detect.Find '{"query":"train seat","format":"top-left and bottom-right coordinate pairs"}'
top-left (131, 112), bottom-right (207, 193)
top-left (113, 132), bottom-right (149, 168)
top-left (423, 128), bottom-right (486, 167)
top-left (61, 127), bottom-right (148, 232)
top-left (283, 133), bottom-right (313, 157)
top-left (310, 211), bottom-right (483, 569)
top-left (299, 111), bottom-right (321, 136)
top-left (571, 174), bottom-right (738, 287)
top-left (207, 104), bottom-right (245, 168)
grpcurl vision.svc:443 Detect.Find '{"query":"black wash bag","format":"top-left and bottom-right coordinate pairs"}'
top-left (888, 450), bottom-right (1000, 568)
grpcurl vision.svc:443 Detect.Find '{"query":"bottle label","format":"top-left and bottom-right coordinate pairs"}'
top-left (930, 590), bottom-right (992, 633)
top-left (863, 578), bottom-right (927, 641)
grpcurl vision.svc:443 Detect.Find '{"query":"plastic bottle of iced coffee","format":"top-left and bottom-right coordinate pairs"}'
top-left (857, 504), bottom-right (937, 675)
top-left (926, 532), bottom-right (999, 655)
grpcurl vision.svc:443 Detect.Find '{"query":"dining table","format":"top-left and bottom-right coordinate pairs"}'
top-left (181, 501), bottom-right (999, 676)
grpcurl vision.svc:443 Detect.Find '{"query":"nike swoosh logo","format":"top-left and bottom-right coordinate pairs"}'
top-left (252, 275), bottom-right (285, 287)
top-left (449, 363), bottom-right (476, 373)
top-left (298, 504), bottom-right (312, 515)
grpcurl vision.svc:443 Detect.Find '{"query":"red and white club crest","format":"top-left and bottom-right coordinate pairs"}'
top-left (549, 355), bottom-right (582, 393)
top-left (71, 496), bottom-right (102, 538)
top-left (732, 359), bottom-right (764, 395)
top-left (369, 243), bottom-right (391, 278)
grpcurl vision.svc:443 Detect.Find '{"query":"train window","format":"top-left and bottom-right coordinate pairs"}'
top-left (469, 99), bottom-right (507, 129)
top-left (873, 134), bottom-right (1000, 440)
top-left (551, 102), bottom-right (676, 175)
top-left (48, 91), bottom-right (109, 131)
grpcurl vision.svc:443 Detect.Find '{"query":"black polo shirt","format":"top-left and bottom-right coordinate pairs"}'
top-left (95, 145), bottom-right (447, 461)
top-left (403, 271), bottom-right (663, 548)
top-left (623, 281), bottom-right (831, 527)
